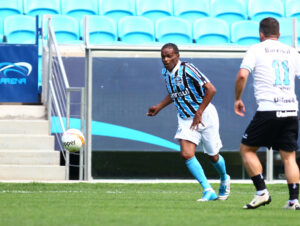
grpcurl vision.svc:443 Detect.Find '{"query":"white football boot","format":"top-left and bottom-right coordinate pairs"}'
top-left (243, 192), bottom-right (271, 209)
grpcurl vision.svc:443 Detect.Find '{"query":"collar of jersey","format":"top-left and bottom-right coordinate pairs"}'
top-left (169, 60), bottom-right (181, 76)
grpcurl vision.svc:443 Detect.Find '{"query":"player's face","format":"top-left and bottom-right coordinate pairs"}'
top-left (161, 47), bottom-right (179, 72)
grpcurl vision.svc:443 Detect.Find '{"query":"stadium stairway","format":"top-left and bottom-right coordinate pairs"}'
top-left (0, 104), bottom-right (66, 180)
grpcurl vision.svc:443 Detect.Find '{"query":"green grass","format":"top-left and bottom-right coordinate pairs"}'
top-left (0, 183), bottom-right (298, 226)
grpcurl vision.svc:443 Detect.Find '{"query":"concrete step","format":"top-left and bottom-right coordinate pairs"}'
top-left (0, 151), bottom-right (60, 165)
top-left (0, 165), bottom-right (66, 180)
top-left (0, 134), bottom-right (55, 150)
top-left (0, 120), bottom-right (49, 134)
top-left (0, 105), bottom-right (47, 120)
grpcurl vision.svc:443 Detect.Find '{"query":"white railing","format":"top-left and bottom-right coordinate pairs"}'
top-left (42, 16), bottom-right (86, 180)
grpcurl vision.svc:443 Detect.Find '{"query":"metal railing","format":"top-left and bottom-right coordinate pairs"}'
top-left (42, 16), bottom-right (86, 180)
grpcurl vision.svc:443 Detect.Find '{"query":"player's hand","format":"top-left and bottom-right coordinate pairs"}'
top-left (190, 112), bottom-right (205, 130)
top-left (234, 100), bottom-right (246, 117)
top-left (147, 106), bottom-right (160, 116)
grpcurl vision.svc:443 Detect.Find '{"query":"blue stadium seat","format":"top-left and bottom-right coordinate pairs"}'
top-left (210, 0), bottom-right (248, 25)
top-left (81, 16), bottom-right (118, 44)
top-left (248, 0), bottom-right (285, 22)
top-left (4, 15), bottom-right (36, 44)
top-left (0, 0), bottom-right (23, 37)
top-left (118, 16), bottom-right (155, 44)
top-left (61, 0), bottom-right (98, 22)
top-left (156, 17), bottom-right (193, 44)
top-left (231, 20), bottom-right (259, 45)
top-left (136, 0), bottom-right (173, 23)
top-left (278, 18), bottom-right (294, 46)
top-left (173, 0), bottom-right (210, 24)
top-left (193, 18), bottom-right (230, 45)
top-left (24, 0), bottom-right (61, 27)
top-left (285, 0), bottom-right (300, 21)
top-left (50, 15), bottom-right (80, 44)
top-left (99, 0), bottom-right (135, 23)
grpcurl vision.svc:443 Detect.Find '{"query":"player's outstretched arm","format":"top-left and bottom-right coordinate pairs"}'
top-left (147, 95), bottom-right (172, 116)
top-left (234, 68), bottom-right (249, 117)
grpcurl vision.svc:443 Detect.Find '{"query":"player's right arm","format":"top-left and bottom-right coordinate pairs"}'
top-left (234, 68), bottom-right (250, 117)
top-left (147, 94), bottom-right (173, 116)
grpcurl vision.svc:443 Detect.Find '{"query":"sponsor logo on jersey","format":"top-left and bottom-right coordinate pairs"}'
top-left (171, 88), bottom-right (190, 98)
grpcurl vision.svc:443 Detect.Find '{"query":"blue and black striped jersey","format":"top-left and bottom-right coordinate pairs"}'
top-left (162, 61), bottom-right (210, 119)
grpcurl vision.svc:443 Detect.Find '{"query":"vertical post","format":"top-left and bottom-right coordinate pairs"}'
top-left (47, 18), bottom-right (53, 135)
top-left (65, 90), bottom-right (71, 180)
top-left (84, 48), bottom-right (92, 181)
top-left (84, 15), bottom-right (89, 46)
top-left (79, 88), bottom-right (85, 180)
top-left (266, 148), bottom-right (273, 182)
top-left (292, 18), bottom-right (297, 48)
top-left (242, 163), bottom-right (245, 179)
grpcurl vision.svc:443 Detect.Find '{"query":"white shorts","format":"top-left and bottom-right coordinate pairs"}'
top-left (174, 103), bottom-right (222, 156)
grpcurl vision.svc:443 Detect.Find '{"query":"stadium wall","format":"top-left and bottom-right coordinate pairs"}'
top-left (59, 46), bottom-right (300, 179)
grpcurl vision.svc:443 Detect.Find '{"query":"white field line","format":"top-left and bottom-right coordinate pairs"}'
top-left (0, 179), bottom-right (287, 184)
top-left (0, 190), bottom-right (85, 194)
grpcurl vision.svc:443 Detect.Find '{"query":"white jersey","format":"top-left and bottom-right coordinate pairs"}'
top-left (240, 39), bottom-right (300, 111)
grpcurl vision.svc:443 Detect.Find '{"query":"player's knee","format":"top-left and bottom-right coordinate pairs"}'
top-left (180, 150), bottom-right (194, 160)
top-left (207, 154), bottom-right (219, 163)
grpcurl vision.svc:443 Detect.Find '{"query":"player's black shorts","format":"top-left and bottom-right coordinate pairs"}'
top-left (241, 111), bottom-right (299, 151)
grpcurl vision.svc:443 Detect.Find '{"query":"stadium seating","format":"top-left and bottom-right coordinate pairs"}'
top-left (23, 0), bottom-right (61, 27)
top-left (210, 0), bottom-right (248, 25)
top-left (136, 0), bottom-right (173, 22)
top-left (81, 16), bottom-right (118, 44)
top-left (193, 17), bottom-right (230, 45)
top-left (99, 0), bottom-right (136, 22)
top-left (231, 20), bottom-right (260, 45)
top-left (248, 0), bottom-right (285, 22)
top-left (50, 15), bottom-right (80, 44)
top-left (1, 0), bottom-right (299, 46)
top-left (173, 0), bottom-right (210, 24)
top-left (118, 16), bottom-right (155, 44)
top-left (156, 17), bottom-right (193, 44)
top-left (61, 0), bottom-right (98, 23)
top-left (0, 0), bottom-right (23, 37)
top-left (285, 0), bottom-right (300, 21)
top-left (278, 18), bottom-right (295, 46)
top-left (4, 15), bottom-right (36, 44)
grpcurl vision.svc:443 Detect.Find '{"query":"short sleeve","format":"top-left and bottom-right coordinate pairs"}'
top-left (293, 50), bottom-right (300, 77)
top-left (240, 46), bottom-right (256, 73)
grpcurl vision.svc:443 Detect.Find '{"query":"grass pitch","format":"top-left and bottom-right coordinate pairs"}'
top-left (0, 183), bottom-right (298, 226)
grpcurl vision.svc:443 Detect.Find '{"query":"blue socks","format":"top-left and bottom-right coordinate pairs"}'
top-left (212, 154), bottom-right (228, 181)
top-left (186, 156), bottom-right (212, 190)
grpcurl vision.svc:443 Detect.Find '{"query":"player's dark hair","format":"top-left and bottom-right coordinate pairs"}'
top-left (259, 17), bottom-right (279, 37)
top-left (161, 43), bottom-right (179, 54)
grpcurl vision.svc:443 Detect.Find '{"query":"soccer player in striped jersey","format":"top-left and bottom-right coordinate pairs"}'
top-left (235, 17), bottom-right (300, 210)
top-left (147, 43), bottom-right (230, 201)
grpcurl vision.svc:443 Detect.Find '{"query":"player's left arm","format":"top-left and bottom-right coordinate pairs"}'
top-left (234, 68), bottom-right (250, 117)
top-left (190, 82), bottom-right (216, 130)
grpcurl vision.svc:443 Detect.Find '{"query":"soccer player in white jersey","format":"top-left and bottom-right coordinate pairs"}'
top-left (147, 43), bottom-right (230, 201)
top-left (235, 17), bottom-right (300, 210)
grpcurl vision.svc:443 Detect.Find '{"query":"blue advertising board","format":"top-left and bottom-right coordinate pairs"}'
top-left (0, 44), bottom-right (38, 102)
top-left (61, 54), bottom-right (300, 152)
top-left (91, 57), bottom-right (256, 152)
